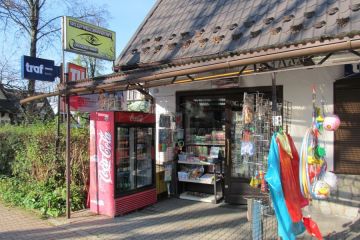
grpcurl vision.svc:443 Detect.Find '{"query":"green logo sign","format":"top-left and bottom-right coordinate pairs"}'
top-left (63, 16), bottom-right (116, 61)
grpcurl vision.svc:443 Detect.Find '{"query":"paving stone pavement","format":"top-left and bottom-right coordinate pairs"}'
top-left (0, 202), bottom-right (93, 240)
top-left (0, 198), bottom-right (359, 240)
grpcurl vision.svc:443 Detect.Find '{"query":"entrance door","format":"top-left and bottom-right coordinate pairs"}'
top-left (224, 99), bottom-right (261, 204)
top-left (177, 86), bottom-right (282, 205)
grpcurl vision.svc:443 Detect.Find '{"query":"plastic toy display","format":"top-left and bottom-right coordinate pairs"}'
top-left (299, 87), bottom-right (339, 201)
top-left (297, 87), bottom-right (340, 239)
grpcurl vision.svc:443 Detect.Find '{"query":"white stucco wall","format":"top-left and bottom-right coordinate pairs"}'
top-left (151, 65), bottom-right (344, 171)
top-left (0, 89), bottom-right (6, 100)
top-left (0, 113), bottom-right (11, 124)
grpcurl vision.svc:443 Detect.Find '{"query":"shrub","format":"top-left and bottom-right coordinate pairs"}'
top-left (0, 120), bottom-right (89, 217)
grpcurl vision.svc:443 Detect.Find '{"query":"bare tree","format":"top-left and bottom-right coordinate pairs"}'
top-left (0, 58), bottom-right (25, 90)
top-left (74, 55), bottom-right (107, 78)
top-left (0, 0), bottom-right (108, 115)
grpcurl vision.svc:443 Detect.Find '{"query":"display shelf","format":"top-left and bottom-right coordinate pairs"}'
top-left (178, 178), bottom-right (212, 185)
top-left (178, 160), bottom-right (218, 165)
top-left (178, 178), bottom-right (220, 185)
top-left (179, 191), bottom-right (222, 203)
top-left (177, 158), bottom-right (223, 204)
top-left (186, 142), bottom-right (225, 146)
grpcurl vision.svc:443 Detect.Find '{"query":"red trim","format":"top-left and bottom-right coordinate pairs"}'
top-left (114, 188), bottom-right (157, 216)
top-left (115, 112), bottom-right (155, 124)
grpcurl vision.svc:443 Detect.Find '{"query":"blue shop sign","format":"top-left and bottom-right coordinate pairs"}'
top-left (21, 56), bottom-right (61, 82)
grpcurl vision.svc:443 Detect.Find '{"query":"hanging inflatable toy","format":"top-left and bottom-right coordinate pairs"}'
top-left (312, 180), bottom-right (331, 199)
top-left (323, 114), bottom-right (341, 131)
top-left (299, 87), bottom-right (338, 201)
top-left (323, 171), bottom-right (337, 189)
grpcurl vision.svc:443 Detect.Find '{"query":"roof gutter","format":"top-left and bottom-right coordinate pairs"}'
top-left (21, 38), bottom-right (360, 105)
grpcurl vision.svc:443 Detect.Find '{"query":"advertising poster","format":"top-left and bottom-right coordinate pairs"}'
top-left (63, 16), bottom-right (116, 61)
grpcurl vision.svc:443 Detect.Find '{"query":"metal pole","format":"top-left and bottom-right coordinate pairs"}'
top-left (62, 16), bottom-right (71, 219)
top-left (56, 85), bottom-right (61, 164)
top-left (66, 91), bottom-right (71, 219)
top-left (271, 72), bottom-right (277, 113)
top-left (55, 64), bottom-right (63, 165)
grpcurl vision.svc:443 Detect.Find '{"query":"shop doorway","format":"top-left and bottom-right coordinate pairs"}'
top-left (176, 86), bottom-right (283, 205)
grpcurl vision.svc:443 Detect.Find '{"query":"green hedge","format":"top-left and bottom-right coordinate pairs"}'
top-left (0, 121), bottom-right (89, 217)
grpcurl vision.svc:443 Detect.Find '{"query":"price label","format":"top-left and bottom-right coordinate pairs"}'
top-left (272, 115), bottom-right (282, 126)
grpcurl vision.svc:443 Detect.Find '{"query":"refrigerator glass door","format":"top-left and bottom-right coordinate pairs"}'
top-left (136, 127), bottom-right (153, 188)
top-left (115, 127), bottom-right (136, 195)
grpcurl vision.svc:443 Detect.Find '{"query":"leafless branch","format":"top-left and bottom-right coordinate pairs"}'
top-left (37, 15), bottom-right (61, 32)
top-left (38, 0), bottom-right (46, 10)
top-left (0, 0), bottom-right (31, 34)
top-left (37, 27), bottom-right (60, 41)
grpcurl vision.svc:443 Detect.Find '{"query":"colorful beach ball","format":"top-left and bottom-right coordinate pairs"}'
top-left (312, 180), bottom-right (331, 199)
top-left (323, 114), bottom-right (340, 131)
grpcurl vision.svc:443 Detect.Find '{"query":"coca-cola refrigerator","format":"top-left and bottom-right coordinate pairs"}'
top-left (89, 111), bottom-right (156, 217)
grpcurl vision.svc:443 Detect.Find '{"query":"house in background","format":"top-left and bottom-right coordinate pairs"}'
top-left (0, 84), bottom-right (54, 124)
top-left (0, 84), bottom-right (17, 124)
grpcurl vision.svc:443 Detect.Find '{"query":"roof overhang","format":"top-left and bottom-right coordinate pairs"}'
top-left (21, 37), bottom-right (360, 104)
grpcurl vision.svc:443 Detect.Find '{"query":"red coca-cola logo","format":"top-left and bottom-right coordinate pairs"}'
top-left (129, 114), bottom-right (144, 122)
top-left (98, 130), bottom-right (112, 184)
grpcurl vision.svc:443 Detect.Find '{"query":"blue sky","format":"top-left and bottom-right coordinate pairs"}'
top-left (0, 1), bottom-right (156, 78)
top-left (106, 0), bottom-right (157, 57)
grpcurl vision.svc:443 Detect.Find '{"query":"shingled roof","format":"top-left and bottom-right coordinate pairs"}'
top-left (0, 99), bottom-right (17, 113)
top-left (116, 0), bottom-right (360, 71)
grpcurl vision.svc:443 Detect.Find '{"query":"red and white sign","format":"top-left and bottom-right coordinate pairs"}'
top-left (68, 63), bottom-right (86, 81)
top-left (60, 63), bottom-right (88, 113)
top-left (60, 63), bottom-right (125, 113)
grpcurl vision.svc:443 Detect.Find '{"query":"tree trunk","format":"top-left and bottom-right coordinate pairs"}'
top-left (90, 58), bottom-right (96, 78)
top-left (26, 0), bottom-right (40, 120)
top-left (28, 37), bottom-right (36, 96)
top-left (28, 0), bottom-right (40, 96)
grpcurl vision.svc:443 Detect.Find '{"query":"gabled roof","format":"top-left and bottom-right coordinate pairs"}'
top-left (0, 84), bottom-right (53, 117)
top-left (116, 0), bottom-right (360, 72)
top-left (0, 99), bottom-right (18, 113)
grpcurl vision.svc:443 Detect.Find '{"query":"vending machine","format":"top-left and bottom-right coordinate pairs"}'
top-left (89, 111), bottom-right (156, 217)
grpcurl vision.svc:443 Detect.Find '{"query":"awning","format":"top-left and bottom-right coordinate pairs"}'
top-left (20, 38), bottom-right (360, 105)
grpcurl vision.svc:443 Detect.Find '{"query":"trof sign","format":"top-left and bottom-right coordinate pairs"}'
top-left (21, 55), bottom-right (61, 82)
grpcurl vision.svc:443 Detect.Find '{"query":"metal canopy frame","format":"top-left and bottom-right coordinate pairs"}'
top-left (20, 43), bottom-right (360, 105)
top-left (65, 49), bottom-right (360, 93)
